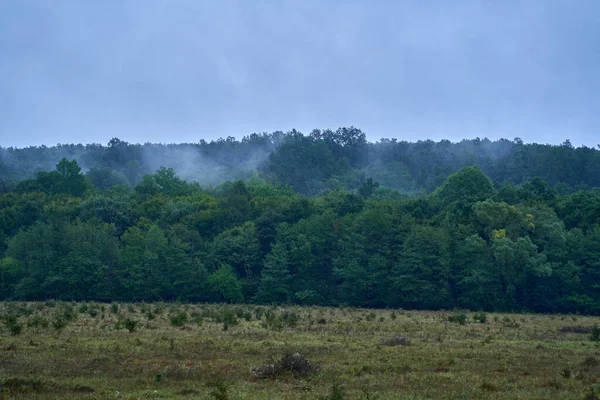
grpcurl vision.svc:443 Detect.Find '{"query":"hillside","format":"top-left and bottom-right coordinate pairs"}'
top-left (1, 129), bottom-right (600, 314)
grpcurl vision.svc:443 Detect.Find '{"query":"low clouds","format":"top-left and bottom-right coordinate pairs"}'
top-left (1, 1), bottom-right (599, 147)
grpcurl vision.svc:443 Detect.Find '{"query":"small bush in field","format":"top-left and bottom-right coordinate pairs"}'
top-left (3, 313), bottom-right (22, 336)
top-left (52, 314), bottom-right (68, 332)
top-left (170, 311), bottom-right (188, 327)
top-left (115, 316), bottom-right (139, 332)
top-left (27, 314), bottom-right (49, 329)
top-left (590, 325), bottom-right (600, 342)
top-left (448, 312), bottom-right (468, 325)
top-left (319, 382), bottom-right (346, 400)
top-left (473, 312), bottom-right (487, 323)
top-left (252, 352), bottom-right (318, 380)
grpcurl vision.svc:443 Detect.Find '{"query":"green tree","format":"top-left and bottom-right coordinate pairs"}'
top-left (209, 264), bottom-right (244, 303)
top-left (255, 242), bottom-right (291, 303)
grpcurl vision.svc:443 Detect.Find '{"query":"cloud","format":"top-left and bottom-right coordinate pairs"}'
top-left (1, 0), bottom-right (599, 147)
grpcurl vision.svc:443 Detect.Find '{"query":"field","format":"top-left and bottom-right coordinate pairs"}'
top-left (1, 302), bottom-right (600, 399)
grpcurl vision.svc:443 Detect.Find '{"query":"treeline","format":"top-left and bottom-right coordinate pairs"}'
top-left (2, 128), bottom-right (600, 195)
top-left (1, 154), bottom-right (600, 314)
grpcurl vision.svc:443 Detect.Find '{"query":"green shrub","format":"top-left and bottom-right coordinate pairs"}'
top-left (214, 309), bottom-right (238, 327)
top-left (61, 304), bottom-right (77, 322)
top-left (448, 312), bottom-right (468, 325)
top-left (590, 325), bottom-right (600, 342)
top-left (52, 314), bottom-right (68, 332)
top-left (210, 381), bottom-right (230, 400)
top-left (27, 314), bottom-right (49, 329)
top-left (3, 313), bottom-right (22, 336)
top-left (473, 312), bottom-right (487, 323)
top-left (170, 311), bottom-right (188, 327)
top-left (319, 383), bottom-right (346, 400)
top-left (116, 317), bottom-right (139, 333)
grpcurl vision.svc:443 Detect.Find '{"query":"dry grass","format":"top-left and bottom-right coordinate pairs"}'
top-left (0, 302), bottom-right (599, 399)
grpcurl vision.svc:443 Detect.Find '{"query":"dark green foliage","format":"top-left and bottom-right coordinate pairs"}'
top-left (319, 382), bottom-right (346, 400)
top-left (473, 312), bottom-right (487, 323)
top-left (448, 312), bottom-right (468, 325)
top-left (27, 314), bottom-right (49, 329)
top-left (115, 316), bottom-right (139, 332)
top-left (590, 325), bottom-right (600, 342)
top-left (1, 132), bottom-right (600, 315)
top-left (210, 381), bottom-right (230, 400)
top-left (169, 311), bottom-right (188, 327)
top-left (51, 314), bottom-right (68, 332)
top-left (3, 313), bottom-right (22, 335)
top-left (252, 352), bottom-right (318, 380)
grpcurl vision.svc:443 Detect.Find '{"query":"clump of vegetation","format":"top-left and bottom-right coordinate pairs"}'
top-left (252, 352), bottom-right (318, 380)
top-left (279, 311), bottom-right (300, 327)
top-left (60, 304), bottom-right (77, 322)
top-left (448, 312), bottom-right (468, 325)
top-left (2, 313), bottom-right (23, 336)
top-left (501, 316), bottom-right (520, 328)
top-left (210, 380), bottom-right (231, 400)
top-left (169, 311), bottom-right (188, 327)
top-left (472, 312), bottom-right (487, 323)
top-left (480, 381), bottom-right (500, 392)
top-left (116, 316), bottom-right (139, 332)
top-left (51, 313), bottom-right (68, 332)
top-left (590, 325), bottom-right (600, 342)
top-left (27, 314), bottom-right (49, 329)
top-left (559, 325), bottom-right (593, 334)
top-left (318, 382), bottom-right (346, 400)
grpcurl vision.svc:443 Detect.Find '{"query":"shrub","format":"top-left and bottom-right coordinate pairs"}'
top-left (279, 311), bottom-right (299, 328)
top-left (3, 313), bottom-right (22, 336)
top-left (52, 314), bottom-right (68, 332)
top-left (214, 309), bottom-right (238, 326)
top-left (590, 325), bottom-right (600, 342)
top-left (448, 312), bottom-right (468, 325)
top-left (170, 311), bottom-right (188, 327)
top-left (124, 317), bottom-right (139, 333)
top-left (27, 314), bottom-right (49, 329)
top-left (319, 383), bottom-right (346, 400)
top-left (61, 304), bottom-right (77, 322)
top-left (559, 325), bottom-right (593, 334)
top-left (473, 312), bottom-right (487, 323)
top-left (210, 381), bottom-right (230, 400)
top-left (252, 353), bottom-right (318, 380)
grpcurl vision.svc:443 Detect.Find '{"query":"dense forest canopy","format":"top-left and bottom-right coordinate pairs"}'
top-left (1, 127), bottom-right (600, 313)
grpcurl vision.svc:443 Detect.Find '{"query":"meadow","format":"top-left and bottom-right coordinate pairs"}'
top-left (1, 301), bottom-right (600, 399)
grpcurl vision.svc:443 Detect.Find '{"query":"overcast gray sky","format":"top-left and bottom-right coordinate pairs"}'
top-left (1, 1), bottom-right (599, 148)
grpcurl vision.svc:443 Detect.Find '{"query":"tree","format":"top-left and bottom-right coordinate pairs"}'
top-left (208, 264), bottom-right (244, 303)
top-left (255, 242), bottom-right (291, 303)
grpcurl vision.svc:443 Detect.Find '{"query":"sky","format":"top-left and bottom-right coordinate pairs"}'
top-left (1, 0), bottom-right (599, 148)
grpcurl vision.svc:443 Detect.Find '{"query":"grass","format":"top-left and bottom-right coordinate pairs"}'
top-left (0, 302), bottom-right (599, 399)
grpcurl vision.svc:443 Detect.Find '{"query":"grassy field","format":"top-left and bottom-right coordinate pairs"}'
top-left (1, 302), bottom-right (600, 399)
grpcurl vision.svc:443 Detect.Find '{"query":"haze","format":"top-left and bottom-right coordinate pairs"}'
top-left (1, 1), bottom-right (599, 148)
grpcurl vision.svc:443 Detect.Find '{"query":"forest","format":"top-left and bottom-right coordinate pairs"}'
top-left (1, 127), bottom-right (600, 314)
